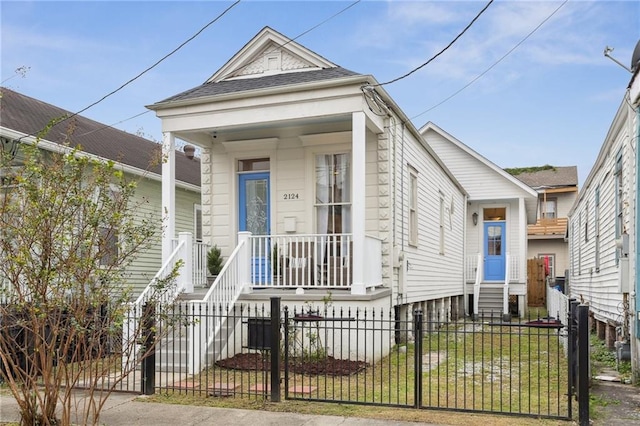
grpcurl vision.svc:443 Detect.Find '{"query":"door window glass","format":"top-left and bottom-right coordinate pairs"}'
top-left (487, 225), bottom-right (502, 255)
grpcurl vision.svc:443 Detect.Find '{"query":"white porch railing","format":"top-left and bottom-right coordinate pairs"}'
top-left (193, 241), bottom-right (210, 288)
top-left (172, 238), bottom-right (210, 288)
top-left (246, 233), bottom-right (382, 290)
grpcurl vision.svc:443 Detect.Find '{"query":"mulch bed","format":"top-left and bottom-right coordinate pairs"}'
top-left (215, 352), bottom-right (368, 376)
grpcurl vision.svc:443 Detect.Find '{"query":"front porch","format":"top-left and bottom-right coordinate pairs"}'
top-left (171, 232), bottom-right (384, 299)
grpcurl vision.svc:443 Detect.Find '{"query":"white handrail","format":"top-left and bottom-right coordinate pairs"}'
top-left (188, 238), bottom-right (247, 374)
top-left (503, 253), bottom-right (510, 317)
top-left (473, 252), bottom-right (481, 317)
top-left (133, 240), bottom-right (185, 308)
top-left (122, 240), bottom-right (185, 370)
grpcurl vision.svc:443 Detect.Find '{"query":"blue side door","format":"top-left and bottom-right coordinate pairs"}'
top-left (238, 172), bottom-right (270, 283)
top-left (484, 222), bottom-right (505, 281)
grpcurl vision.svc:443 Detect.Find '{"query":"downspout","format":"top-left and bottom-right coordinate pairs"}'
top-left (634, 101), bottom-right (639, 343)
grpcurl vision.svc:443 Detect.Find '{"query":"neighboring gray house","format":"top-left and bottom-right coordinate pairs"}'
top-left (0, 87), bottom-right (202, 296)
top-left (568, 40), bottom-right (640, 381)
top-left (512, 166), bottom-right (578, 285)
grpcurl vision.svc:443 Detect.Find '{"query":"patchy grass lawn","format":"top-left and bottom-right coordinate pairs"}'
top-left (147, 316), bottom-right (572, 422)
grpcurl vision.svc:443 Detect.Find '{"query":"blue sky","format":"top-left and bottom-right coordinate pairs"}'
top-left (2, 1), bottom-right (639, 187)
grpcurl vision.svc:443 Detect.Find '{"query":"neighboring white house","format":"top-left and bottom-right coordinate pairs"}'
top-left (0, 87), bottom-right (203, 297)
top-left (512, 166), bottom-right (578, 287)
top-left (147, 26), bottom-right (469, 329)
top-left (420, 122), bottom-right (539, 319)
top-left (568, 39), bottom-right (640, 381)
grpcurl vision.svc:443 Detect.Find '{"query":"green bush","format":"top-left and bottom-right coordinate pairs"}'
top-left (207, 245), bottom-right (224, 276)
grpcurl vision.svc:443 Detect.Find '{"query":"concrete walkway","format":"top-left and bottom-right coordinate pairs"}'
top-left (0, 392), bottom-right (442, 426)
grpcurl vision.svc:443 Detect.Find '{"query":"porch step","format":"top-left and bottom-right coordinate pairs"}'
top-left (176, 286), bottom-right (209, 302)
top-left (477, 286), bottom-right (506, 319)
top-left (155, 305), bottom-right (240, 373)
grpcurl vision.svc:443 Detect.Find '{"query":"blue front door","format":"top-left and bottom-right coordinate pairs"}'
top-left (239, 172), bottom-right (270, 283)
top-left (484, 222), bottom-right (505, 281)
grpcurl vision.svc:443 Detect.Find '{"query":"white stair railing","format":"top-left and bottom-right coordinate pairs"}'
top-left (188, 232), bottom-right (250, 374)
top-left (473, 252), bottom-right (482, 317)
top-left (122, 239), bottom-right (186, 370)
top-left (503, 253), bottom-right (511, 318)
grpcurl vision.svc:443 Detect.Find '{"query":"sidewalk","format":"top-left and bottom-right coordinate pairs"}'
top-left (0, 392), bottom-right (442, 426)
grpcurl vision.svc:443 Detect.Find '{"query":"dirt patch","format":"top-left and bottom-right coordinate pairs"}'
top-left (591, 379), bottom-right (640, 425)
top-left (215, 352), bottom-right (368, 376)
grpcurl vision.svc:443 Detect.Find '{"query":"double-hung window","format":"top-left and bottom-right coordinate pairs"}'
top-left (315, 153), bottom-right (351, 235)
top-left (409, 167), bottom-right (418, 246)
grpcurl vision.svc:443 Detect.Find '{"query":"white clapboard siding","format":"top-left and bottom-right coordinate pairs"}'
top-left (391, 120), bottom-right (466, 305)
top-left (568, 100), bottom-right (632, 323)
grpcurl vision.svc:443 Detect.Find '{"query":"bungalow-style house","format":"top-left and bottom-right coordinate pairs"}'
top-left (420, 122), bottom-right (539, 319)
top-left (568, 39), bottom-right (640, 380)
top-left (0, 87), bottom-right (202, 297)
top-left (511, 166), bottom-right (578, 290)
top-left (146, 27), bottom-right (468, 364)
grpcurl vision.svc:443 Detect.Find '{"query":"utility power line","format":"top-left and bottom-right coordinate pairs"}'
top-left (378, 0), bottom-right (494, 87)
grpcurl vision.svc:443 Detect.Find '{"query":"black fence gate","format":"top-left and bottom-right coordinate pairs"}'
top-left (282, 301), bottom-right (588, 421)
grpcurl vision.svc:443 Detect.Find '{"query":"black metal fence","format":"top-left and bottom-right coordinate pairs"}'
top-left (283, 305), bottom-right (573, 420)
top-left (2, 297), bottom-right (592, 422)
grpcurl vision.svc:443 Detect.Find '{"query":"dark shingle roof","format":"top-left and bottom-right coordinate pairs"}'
top-left (514, 166), bottom-right (578, 189)
top-left (0, 88), bottom-right (200, 186)
top-left (157, 67), bottom-right (361, 104)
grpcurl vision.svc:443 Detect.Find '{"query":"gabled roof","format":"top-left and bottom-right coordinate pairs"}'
top-left (151, 26), bottom-right (361, 107)
top-left (0, 88), bottom-right (200, 187)
top-left (207, 26), bottom-right (337, 83)
top-left (510, 166), bottom-right (578, 190)
top-left (419, 122), bottom-right (538, 223)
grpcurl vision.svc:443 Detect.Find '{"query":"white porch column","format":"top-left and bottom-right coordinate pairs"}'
top-left (162, 131), bottom-right (176, 263)
top-left (177, 232), bottom-right (193, 294)
top-left (238, 231), bottom-right (252, 293)
top-left (351, 112), bottom-right (366, 295)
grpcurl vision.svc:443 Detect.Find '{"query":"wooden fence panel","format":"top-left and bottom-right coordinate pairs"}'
top-left (527, 258), bottom-right (546, 307)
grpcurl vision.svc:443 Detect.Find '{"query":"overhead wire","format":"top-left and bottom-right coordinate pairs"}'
top-left (19, 0), bottom-right (359, 144)
top-left (410, 0), bottom-right (569, 122)
top-left (16, 0), bottom-right (241, 143)
top-left (377, 0), bottom-right (494, 87)
top-left (78, 0), bottom-right (360, 142)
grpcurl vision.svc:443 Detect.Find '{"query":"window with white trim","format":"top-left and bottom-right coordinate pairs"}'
top-left (409, 167), bottom-right (418, 246)
top-left (540, 197), bottom-right (557, 219)
top-left (538, 253), bottom-right (556, 279)
top-left (595, 186), bottom-right (600, 272)
top-left (194, 204), bottom-right (202, 242)
top-left (98, 185), bottom-right (121, 267)
top-left (439, 191), bottom-right (445, 255)
top-left (614, 150), bottom-right (623, 264)
top-left (315, 153), bottom-right (351, 235)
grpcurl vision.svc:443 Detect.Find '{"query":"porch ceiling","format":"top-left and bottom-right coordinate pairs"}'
top-left (173, 114), bottom-right (354, 148)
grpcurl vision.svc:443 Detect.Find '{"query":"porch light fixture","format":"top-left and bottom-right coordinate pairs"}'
top-left (472, 212), bottom-right (478, 226)
top-left (0, 136), bottom-right (19, 161)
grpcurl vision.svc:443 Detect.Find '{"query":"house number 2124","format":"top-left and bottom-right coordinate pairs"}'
top-left (283, 193), bottom-right (299, 200)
